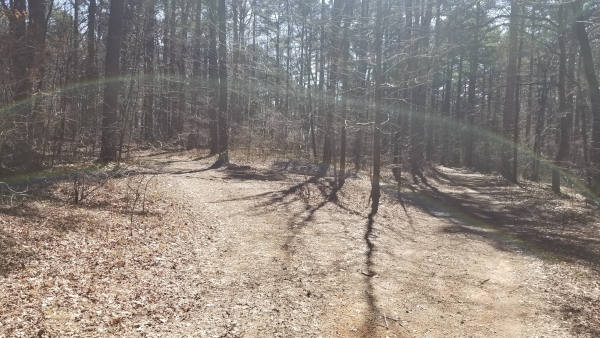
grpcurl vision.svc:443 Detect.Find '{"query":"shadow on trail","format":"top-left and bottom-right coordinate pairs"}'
top-left (392, 184), bottom-right (418, 234)
top-left (221, 164), bottom-right (288, 182)
top-left (278, 178), bottom-right (343, 256)
top-left (208, 163), bottom-right (370, 272)
top-left (358, 210), bottom-right (406, 335)
top-left (359, 212), bottom-right (378, 335)
top-left (391, 168), bottom-right (600, 269)
top-left (208, 161), bottom-right (385, 334)
top-left (207, 161), bottom-right (408, 334)
top-left (214, 170), bottom-right (350, 255)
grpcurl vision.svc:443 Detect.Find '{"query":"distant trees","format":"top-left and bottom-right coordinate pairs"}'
top-left (1, 0), bottom-right (600, 202)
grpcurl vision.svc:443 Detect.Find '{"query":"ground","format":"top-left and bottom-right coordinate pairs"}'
top-left (1, 151), bottom-right (599, 337)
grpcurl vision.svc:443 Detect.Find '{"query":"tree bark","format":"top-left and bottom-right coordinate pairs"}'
top-left (207, 0), bottom-right (219, 154)
top-left (338, 0), bottom-right (354, 188)
top-left (532, 60), bottom-right (548, 182)
top-left (573, 11), bottom-right (600, 193)
top-left (370, 0), bottom-right (384, 215)
top-left (353, 0), bottom-right (370, 172)
top-left (500, 0), bottom-right (519, 183)
top-left (553, 3), bottom-right (568, 194)
top-left (142, 0), bottom-right (156, 141)
top-left (216, 0), bottom-right (229, 164)
top-left (99, 0), bottom-right (125, 162)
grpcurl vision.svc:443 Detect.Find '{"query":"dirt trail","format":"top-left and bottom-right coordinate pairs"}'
top-left (142, 154), bottom-right (571, 337)
top-left (5, 152), bottom-right (595, 337)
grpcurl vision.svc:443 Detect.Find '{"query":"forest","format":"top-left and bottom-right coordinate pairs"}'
top-left (1, 0), bottom-right (600, 336)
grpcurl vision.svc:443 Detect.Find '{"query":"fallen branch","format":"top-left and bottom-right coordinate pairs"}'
top-left (0, 181), bottom-right (29, 206)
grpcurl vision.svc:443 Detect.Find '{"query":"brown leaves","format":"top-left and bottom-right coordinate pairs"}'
top-left (0, 173), bottom-right (174, 336)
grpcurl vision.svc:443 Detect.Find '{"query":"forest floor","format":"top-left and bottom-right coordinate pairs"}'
top-left (1, 150), bottom-right (599, 337)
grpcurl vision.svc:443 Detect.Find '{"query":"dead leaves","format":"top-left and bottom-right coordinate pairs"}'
top-left (0, 175), bottom-right (176, 336)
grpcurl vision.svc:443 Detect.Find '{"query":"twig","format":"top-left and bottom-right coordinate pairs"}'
top-left (141, 174), bottom-right (157, 213)
top-left (381, 315), bottom-right (402, 323)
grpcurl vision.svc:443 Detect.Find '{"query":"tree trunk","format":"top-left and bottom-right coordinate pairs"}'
top-left (532, 60), bottom-right (548, 182)
top-left (99, 0), bottom-right (125, 162)
top-left (573, 9), bottom-right (600, 194)
top-left (441, 61), bottom-right (453, 165)
top-left (85, 0), bottom-right (98, 134)
top-left (464, 1), bottom-right (481, 168)
top-left (216, 0), bottom-right (229, 164)
top-left (511, 14), bottom-right (524, 186)
top-left (317, 0), bottom-right (326, 167)
top-left (500, 0), bottom-right (519, 183)
top-left (9, 0), bottom-right (28, 105)
top-left (370, 0), bottom-right (384, 215)
top-left (207, 0), bottom-right (219, 154)
top-left (86, 0), bottom-right (97, 79)
top-left (553, 3), bottom-right (568, 194)
top-left (338, 0), bottom-right (354, 187)
top-left (553, 114), bottom-right (571, 193)
top-left (409, 0), bottom-right (432, 179)
top-left (453, 54), bottom-right (463, 166)
top-left (353, 0), bottom-right (370, 172)
top-left (142, 0), bottom-right (156, 141)
top-left (322, 0), bottom-right (342, 170)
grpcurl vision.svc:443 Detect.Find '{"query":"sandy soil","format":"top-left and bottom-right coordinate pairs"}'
top-left (1, 151), bottom-right (599, 337)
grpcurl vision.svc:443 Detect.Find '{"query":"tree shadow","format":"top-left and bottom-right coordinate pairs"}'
top-left (222, 164), bottom-right (288, 182)
top-left (359, 211), bottom-right (378, 336)
top-left (219, 168), bottom-right (382, 333)
top-left (278, 178), bottom-right (342, 256)
top-left (195, 159), bottom-right (395, 334)
top-left (235, 174), bottom-right (345, 255)
top-left (211, 169), bottom-right (361, 258)
top-left (160, 162), bottom-right (289, 180)
top-left (396, 169), bottom-right (600, 269)
top-left (134, 149), bottom-right (185, 158)
top-left (161, 167), bottom-right (214, 175)
top-left (192, 153), bottom-right (215, 161)
top-left (271, 159), bottom-right (328, 177)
